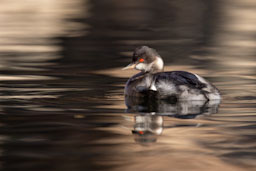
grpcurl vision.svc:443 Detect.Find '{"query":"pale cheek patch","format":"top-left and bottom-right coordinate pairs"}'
top-left (135, 63), bottom-right (147, 71)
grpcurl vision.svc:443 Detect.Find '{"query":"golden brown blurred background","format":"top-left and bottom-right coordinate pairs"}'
top-left (0, 0), bottom-right (255, 170)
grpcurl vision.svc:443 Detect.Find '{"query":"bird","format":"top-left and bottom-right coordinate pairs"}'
top-left (122, 46), bottom-right (221, 101)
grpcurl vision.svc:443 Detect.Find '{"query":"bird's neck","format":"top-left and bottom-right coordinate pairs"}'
top-left (150, 56), bottom-right (164, 73)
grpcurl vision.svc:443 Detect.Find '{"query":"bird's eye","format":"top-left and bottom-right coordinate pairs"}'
top-left (139, 58), bottom-right (144, 62)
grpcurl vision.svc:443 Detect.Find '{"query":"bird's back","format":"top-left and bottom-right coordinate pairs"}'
top-left (125, 71), bottom-right (220, 101)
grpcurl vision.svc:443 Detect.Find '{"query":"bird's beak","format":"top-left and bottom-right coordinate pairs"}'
top-left (122, 63), bottom-right (136, 70)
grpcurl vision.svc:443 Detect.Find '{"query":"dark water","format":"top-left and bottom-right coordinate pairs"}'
top-left (0, 0), bottom-right (256, 170)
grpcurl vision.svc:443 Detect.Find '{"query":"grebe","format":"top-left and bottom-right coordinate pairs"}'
top-left (123, 46), bottom-right (221, 101)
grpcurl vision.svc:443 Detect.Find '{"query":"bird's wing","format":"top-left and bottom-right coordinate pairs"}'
top-left (155, 71), bottom-right (207, 89)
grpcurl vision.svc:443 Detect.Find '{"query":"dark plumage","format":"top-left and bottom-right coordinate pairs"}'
top-left (154, 71), bottom-right (207, 89)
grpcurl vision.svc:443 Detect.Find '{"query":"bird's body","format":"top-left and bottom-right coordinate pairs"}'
top-left (123, 46), bottom-right (221, 101)
top-left (125, 70), bottom-right (220, 101)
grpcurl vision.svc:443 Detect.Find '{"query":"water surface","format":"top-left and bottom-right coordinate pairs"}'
top-left (0, 0), bottom-right (256, 170)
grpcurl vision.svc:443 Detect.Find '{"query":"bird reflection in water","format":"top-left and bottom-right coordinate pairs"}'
top-left (132, 115), bottom-right (163, 144)
top-left (125, 96), bottom-right (221, 144)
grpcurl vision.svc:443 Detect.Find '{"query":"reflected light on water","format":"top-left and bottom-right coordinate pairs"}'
top-left (0, 0), bottom-right (88, 70)
top-left (0, 0), bottom-right (89, 105)
top-left (0, 0), bottom-right (256, 171)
